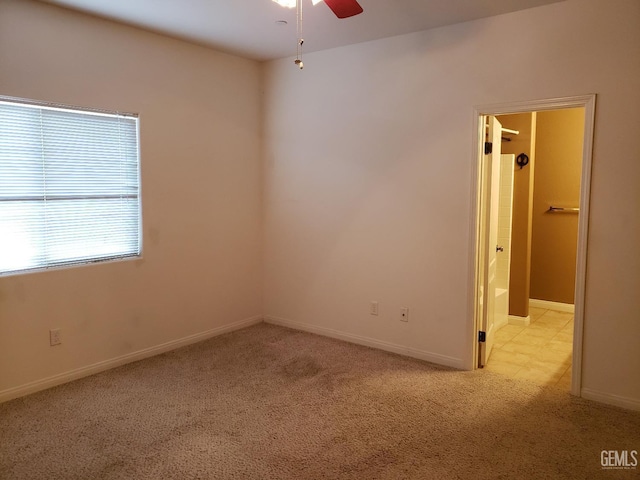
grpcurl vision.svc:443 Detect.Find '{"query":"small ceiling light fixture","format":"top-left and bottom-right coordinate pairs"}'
top-left (272, 0), bottom-right (323, 7)
top-left (271, 0), bottom-right (363, 69)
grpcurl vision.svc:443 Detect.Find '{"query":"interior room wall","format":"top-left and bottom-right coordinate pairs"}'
top-left (1, 0), bottom-right (638, 411)
top-left (530, 108), bottom-right (584, 305)
top-left (497, 113), bottom-right (535, 318)
top-left (263, 0), bottom-right (640, 407)
top-left (0, 0), bottom-right (263, 398)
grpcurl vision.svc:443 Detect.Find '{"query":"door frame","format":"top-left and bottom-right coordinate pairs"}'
top-left (468, 95), bottom-right (596, 396)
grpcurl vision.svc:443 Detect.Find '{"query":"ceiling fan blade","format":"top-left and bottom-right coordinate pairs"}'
top-left (323, 0), bottom-right (363, 19)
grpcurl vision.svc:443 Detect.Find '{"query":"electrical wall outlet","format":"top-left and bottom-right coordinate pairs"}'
top-left (49, 328), bottom-right (62, 346)
top-left (400, 307), bottom-right (409, 322)
top-left (370, 301), bottom-right (379, 316)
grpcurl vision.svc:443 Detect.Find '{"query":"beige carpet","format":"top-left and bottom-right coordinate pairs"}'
top-left (1, 323), bottom-right (639, 479)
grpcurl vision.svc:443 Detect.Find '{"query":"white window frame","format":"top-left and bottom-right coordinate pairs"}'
top-left (0, 95), bottom-right (142, 276)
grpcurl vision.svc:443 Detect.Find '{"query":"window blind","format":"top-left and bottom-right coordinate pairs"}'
top-left (0, 98), bottom-right (141, 275)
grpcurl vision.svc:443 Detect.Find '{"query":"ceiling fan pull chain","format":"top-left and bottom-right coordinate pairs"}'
top-left (295, 0), bottom-right (304, 69)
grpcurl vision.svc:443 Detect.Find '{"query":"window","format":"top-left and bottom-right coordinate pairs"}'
top-left (0, 97), bottom-right (141, 275)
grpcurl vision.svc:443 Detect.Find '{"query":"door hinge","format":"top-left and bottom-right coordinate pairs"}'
top-left (484, 142), bottom-right (493, 154)
top-left (478, 331), bottom-right (486, 343)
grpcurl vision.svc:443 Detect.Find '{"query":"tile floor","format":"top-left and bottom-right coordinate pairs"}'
top-left (485, 307), bottom-right (574, 389)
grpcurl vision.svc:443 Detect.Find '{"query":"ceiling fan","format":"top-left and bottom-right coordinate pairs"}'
top-left (315, 0), bottom-right (364, 19)
top-left (272, 0), bottom-right (364, 68)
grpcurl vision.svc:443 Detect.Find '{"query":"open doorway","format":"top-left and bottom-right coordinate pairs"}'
top-left (471, 96), bottom-right (596, 397)
top-left (489, 109), bottom-right (583, 389)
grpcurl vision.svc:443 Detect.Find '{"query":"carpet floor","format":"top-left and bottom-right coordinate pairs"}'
top-left (1, 323), bottom-right (639, 479)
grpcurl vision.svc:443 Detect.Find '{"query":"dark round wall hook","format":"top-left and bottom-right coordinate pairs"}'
top-left (516, 153), bottom-right (529, 169)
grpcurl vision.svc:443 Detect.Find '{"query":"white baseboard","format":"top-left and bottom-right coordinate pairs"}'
top-left (529, 298), bottom-right (574, 313)
top-left (0, 315), bottom-right (263, 404)
top-left (508, 315), bottom-right (531, 327)
top-left (581, 387), bottom-right (640, 412)
top-left (264, 315), bottom-right (464, 370)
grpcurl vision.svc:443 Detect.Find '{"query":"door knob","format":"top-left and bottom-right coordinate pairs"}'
top-left (496, 246), bottom-right (504, 252)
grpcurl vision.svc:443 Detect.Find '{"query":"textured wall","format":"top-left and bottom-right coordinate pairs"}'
top-left (263, 0), bottom-right (640, 406)
top-left (0, 0), bottom-right (263, 395)
top-left (530, 108), bottom-right (584, 304)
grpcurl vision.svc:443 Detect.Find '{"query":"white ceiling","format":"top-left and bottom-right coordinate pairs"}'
top-left (40, 0), bottom-right (564, 61)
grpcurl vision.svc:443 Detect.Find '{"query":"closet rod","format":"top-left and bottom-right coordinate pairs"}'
top-left (484, 124), bottom-right (519, 135)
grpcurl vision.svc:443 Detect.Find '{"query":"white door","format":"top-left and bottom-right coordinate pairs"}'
top-left (478, 115), bottom-right (502, 367)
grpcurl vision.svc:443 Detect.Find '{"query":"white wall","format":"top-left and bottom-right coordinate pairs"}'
top-left (0, 0), bottom-right (263, 397)
top-left (263, 0), bottom-right (640, 406)
top-left (1, 0), bottom-right (638, 410)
